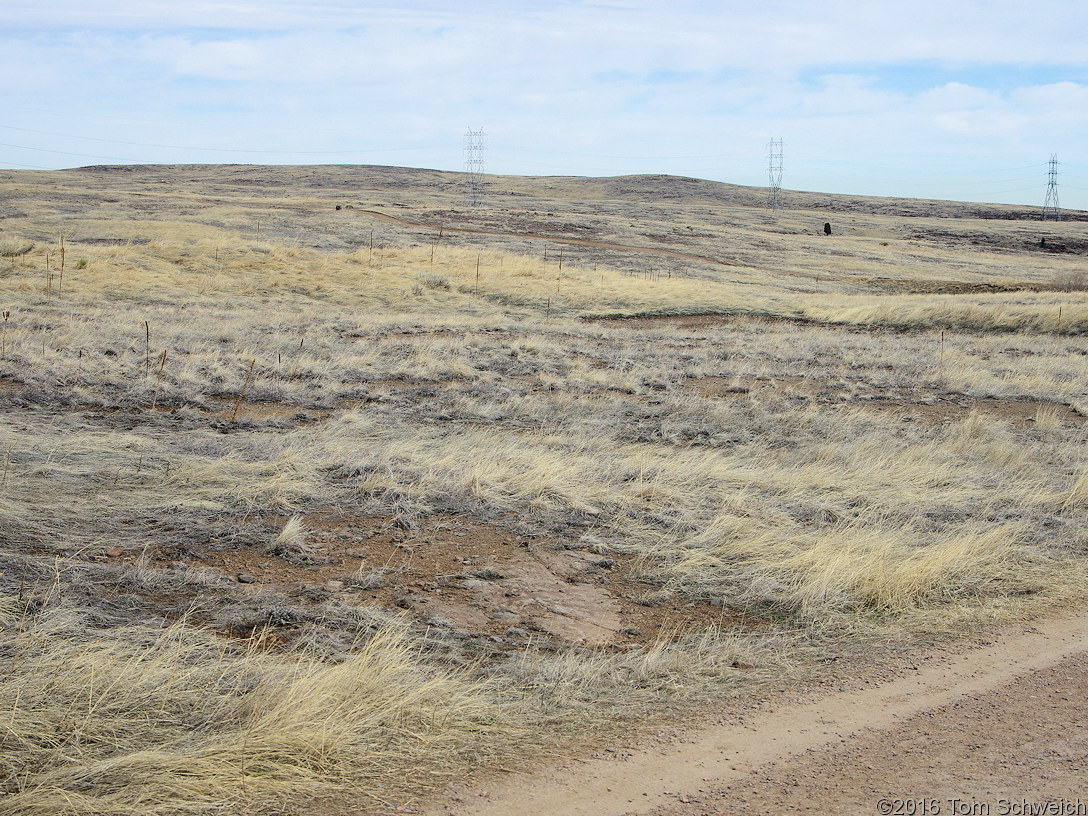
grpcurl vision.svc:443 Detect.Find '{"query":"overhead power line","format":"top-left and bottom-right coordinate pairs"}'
top-left (0, 141), bottom-right (129, 162)
top-left (0, 159), bottom-right (55, 170)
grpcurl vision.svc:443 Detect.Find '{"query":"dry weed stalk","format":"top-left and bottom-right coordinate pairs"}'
top-left (150, 349), bottom-right (167, 410)
top-left (230, 358), bottom-right (257, 422)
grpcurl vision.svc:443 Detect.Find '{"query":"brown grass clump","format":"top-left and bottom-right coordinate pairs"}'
top-left (0, 239), bottom-right (34, 258)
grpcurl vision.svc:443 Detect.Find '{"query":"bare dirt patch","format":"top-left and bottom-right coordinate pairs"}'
top-left (106, 511), bottom-right (749, 652)
top-left (686, 374), bottom-right (1086, 428)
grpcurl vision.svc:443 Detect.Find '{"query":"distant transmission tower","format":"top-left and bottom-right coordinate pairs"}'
top-left (463, 127), bottom-right (487, 207)
top-left (767, 138), bottom-right (783, 211)
top-left (1043, 153), bottom-right (1061, 221)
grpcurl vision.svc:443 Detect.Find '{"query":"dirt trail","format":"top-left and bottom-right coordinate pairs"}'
top-left (428, 609), bottom-right (1088, 816)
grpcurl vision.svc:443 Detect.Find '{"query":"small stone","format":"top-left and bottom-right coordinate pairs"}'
top-left (105, 546), bottom-right (124, 558)
top-left (236, 572), bottom-right (256, 584)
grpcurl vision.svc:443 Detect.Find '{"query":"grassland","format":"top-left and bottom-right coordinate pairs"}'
top-left (1, 164), bottom-right (1087, 814)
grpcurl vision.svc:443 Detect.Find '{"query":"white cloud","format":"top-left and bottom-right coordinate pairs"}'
top-left (918, 82), bottom-right (1000, 110)
top-left (1, 1), bottom-right (1086, 208)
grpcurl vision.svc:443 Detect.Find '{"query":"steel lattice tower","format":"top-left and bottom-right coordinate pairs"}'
top-left (463, 127), bottom-right (487, 207)
top-left (1043, 153), bottom-right (1061, 221)
top-left (767, 138), bottom-right (783, 211)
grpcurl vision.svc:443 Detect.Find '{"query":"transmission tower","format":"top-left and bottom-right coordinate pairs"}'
top-left (1043, 153), bottom-right (1061, 221)
top-left (767, 138), bottom-right (783, 211)
top-left (463, 127), bottom-right (486, 207)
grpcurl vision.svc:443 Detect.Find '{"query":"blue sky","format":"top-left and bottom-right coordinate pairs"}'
top-left (2, 1), bottom-right (1087, 210)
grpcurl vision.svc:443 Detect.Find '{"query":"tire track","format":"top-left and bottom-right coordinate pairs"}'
top-left (428, 609), bottom-right (1088, 816)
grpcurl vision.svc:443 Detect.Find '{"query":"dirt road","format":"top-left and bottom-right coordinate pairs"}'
top-left (428, 611), bottom-right (1088, 816)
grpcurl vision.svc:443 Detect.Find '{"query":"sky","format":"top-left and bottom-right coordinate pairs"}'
top-left (2, 1), bottom-right (1087, 210)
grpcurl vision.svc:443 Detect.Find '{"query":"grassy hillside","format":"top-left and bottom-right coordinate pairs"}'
top-left (1, 164), bottom-right (1087, 814)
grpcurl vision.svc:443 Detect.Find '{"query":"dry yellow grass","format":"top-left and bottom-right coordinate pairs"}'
top-left (0, 601), bottom-right (773, 815)
top-left (1, 164), bottom-right (1087, 814)
top-left (25, 234), bottom-right (1085, 335)
top-left (799, 290), bottom-right (1088, 335)
top-left (309, 405), bottom-right (1084, 613)
top-left (1, 616), bottom-right (511, 814)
